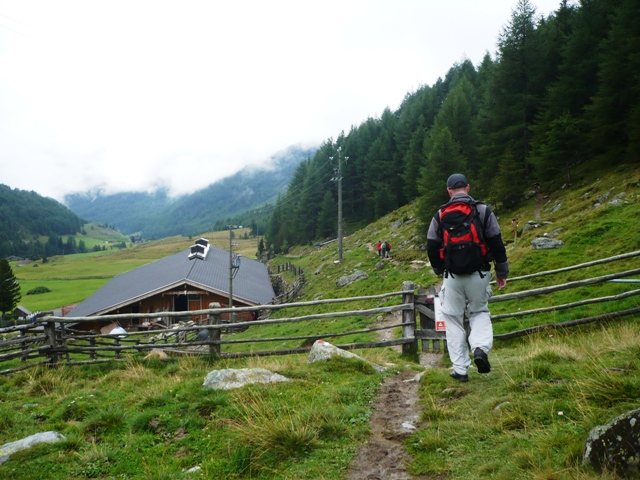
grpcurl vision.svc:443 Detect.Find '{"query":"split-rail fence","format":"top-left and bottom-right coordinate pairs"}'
top-left (1, 251), bottom-right (639, 375)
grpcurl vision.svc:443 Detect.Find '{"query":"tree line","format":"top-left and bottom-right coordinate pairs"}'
top-left (266, 0), bottom-right (639, 253)
top-left (0, 184), bottom-right (86, 258)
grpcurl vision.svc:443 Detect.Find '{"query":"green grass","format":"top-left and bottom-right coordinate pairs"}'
top-left (1, 161), bottom-right (640, 478)
top-left (0, 353), bottom-right (390, 479)
top-left (409, 321), bottom-right (640, 479)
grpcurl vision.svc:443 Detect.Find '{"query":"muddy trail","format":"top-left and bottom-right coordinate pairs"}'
top-left (345, 311), bottom-right (443, 480)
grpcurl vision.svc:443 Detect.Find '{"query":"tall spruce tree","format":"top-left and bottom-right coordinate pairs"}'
top-left (478, 0), bottom-right (542, 205)
top-left (0, 259), bottom-right (21, 317)
top-left (585, 0), bottom-right (640, 162)
top-left (417, 125), bottom-right (467, 237)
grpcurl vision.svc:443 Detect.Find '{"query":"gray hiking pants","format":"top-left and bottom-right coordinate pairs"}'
top-left (440, 271), bottom-right (494, 375)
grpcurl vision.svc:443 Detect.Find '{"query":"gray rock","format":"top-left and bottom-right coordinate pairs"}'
top-left (550, 202), bottom-right (562, 213)
top-left (307, 340), bottom-right (386, 372)
top-left (389, 220), bottom-right (403, 231)
top-left (595, 188), bottom-right (614, 205)
top-left (202, 368), bottom-right (290, 390)
top-left (0, 431), bottom-right (66, 465)
top-left (522, 221), bottom-right (540, 234)
top-left (314, 264), bottom-right (324, 275)
top-left (336, 269), bottom-right (369, 287)
top-left (608, 192), bottom-right (627, 206)
top-left (583, 407), bottom-right (640, 475)
top-left (531, 238), bottom-right (564, 250)
top-left (375, 261), bottom-right (385, 270)
top-left (546, 228), bottom-right (563, 238)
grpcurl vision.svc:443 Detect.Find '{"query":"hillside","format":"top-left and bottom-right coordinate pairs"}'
top-left (1, 162), bottom-right (640, 479)
top-left (265, 0), bottom-right (640, 254)
top-left (0, 184), bottom-right (86, 258)
top-left (64, 144), bottom-right (316, 239)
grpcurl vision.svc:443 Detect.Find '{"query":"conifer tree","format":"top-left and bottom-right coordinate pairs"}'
top-left (316, 191), bottom-right (337, 239)
top-left (417, 125), bottom-right (466, 236)
top-left (0, 259), bottom-right (21, 317)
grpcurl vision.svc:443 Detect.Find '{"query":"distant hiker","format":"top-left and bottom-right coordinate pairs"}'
top-left (376, 240), bottom-right (382, 257)
top-left (426, 173), bottom-right (509, 383)
top-left (384, 241), bottom-right (391, 258)
top-left (381, 240), bottom-right (388, 258)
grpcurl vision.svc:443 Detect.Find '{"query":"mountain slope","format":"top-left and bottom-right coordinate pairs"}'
top-left (0, 184), bottom-right (86, 258)
top-left (65, 144), bottom-right (316, 238)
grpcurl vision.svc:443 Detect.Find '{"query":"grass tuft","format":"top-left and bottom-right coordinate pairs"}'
top-left (229, 390), bottom-right (320, 470)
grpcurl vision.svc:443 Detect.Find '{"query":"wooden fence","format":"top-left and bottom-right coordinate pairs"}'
top-left (1, 251), bottom-right (639, 375)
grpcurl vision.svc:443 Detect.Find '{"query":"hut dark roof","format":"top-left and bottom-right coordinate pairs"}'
top-left (67, 243), bottom-right (274, 317)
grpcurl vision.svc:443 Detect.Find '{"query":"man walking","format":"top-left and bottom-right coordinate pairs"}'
top-left (427, 174), bottom-right (509, 382)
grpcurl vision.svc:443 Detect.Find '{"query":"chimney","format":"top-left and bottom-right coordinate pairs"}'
top-left (188, 238), bottom-right (210, 260)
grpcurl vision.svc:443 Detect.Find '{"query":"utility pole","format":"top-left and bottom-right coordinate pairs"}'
top-left (331, 147), bottom-right (349, 263)
top-left (228, 226), bottom-right (240, 322)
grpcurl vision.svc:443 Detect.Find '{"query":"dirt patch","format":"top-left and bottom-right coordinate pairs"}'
top-left (345, 312), bottom-right (442, 480)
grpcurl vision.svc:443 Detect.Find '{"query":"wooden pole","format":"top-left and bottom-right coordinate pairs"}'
top-left (44, 321), bottom-right (58, 367)
top-left (402, 281), bottom-right (417, 354)
top-left (491, 267), bottom-right (640, 303)
top-left (208, 302), bottom-right (221, 357)
top-left (494, 250), bottom-right (640, 284)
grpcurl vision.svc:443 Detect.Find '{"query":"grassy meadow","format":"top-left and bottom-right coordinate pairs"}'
top-left (13, 227), bottom-right (260, 312)
top-left (1, 162), bottom-right (640, 478)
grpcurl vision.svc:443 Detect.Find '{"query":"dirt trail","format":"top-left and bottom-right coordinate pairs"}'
top-left (345, 311), bottom-right (442, 480)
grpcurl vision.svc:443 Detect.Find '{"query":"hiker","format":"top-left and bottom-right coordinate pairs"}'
top-left (376, 240), bottom-right (382, 257)
top-left (381, 240), bottom-right (388, 258)
top-left (384, 241), bottom-right (391, 258)
top-left (426, 173), bottom-right (509, 383)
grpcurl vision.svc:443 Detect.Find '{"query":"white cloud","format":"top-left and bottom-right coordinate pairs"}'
top-left (0, 0), bottom-right (564, 201)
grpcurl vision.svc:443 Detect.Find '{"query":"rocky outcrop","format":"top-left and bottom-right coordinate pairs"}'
top-left (202, 368), bottom-right (290, 390)
top-left (0, 431), bottom-right (66, 465)
top-left (583, 407), bottom-right (640, 475)
top-left (531, 238), bottom-right (564, 250)
top-left (308, 340), bottom-right (386, 373)
top-left (336, 270), bottom-right (369, 287)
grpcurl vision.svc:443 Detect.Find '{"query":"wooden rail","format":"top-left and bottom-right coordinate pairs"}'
top-left (1, 251), bottom-right (639, 375)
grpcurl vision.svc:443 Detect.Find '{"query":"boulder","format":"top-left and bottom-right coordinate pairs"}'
top-left (307, 340), bottom-right (386, 373)
top-left (202, 368), bottom-right (290, 390)
top-left (531, 238), bottom-right (564, 250)
top-left (336, 269), bottom-right (369, 287)
top-left (145, 349), bottom-right (169, 359)
top-left (608, 192), bottom-right (627, 206)
top-left (583, 407), bottom-right (640, 475)
top-left (0, 431), bottom-right (66, 465)
top-left (389, 220), bottom-right (403, 231)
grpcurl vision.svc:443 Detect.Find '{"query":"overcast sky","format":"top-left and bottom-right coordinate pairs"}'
top-left (0, 0), bottom-right (563, 202)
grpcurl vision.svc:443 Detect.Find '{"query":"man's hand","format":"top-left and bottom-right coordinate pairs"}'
top-left (496, 277), bottom-right (507, 290)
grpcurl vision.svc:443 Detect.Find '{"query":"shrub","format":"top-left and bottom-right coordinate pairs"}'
top-left (26, 286), bottom-right (52, 295)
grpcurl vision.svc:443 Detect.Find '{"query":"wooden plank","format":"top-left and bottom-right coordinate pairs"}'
top-left (493, 306), bottom-right (640, 340)
top-left (491, 267), bottom-right (640, 303)
top-left (496, 250), bottom-right (640, 284)
top-left (415, 304), bottom-right (435, 319)
top-left (491, 288), bottom-right (640, 321)
top-left (415, 330), bottom-right (447, 340)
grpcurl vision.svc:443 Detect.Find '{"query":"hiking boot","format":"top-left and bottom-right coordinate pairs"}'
top-left (450, 371), bottom-right (468, 382)
top-left (474, 348), bottom-right (491, 374)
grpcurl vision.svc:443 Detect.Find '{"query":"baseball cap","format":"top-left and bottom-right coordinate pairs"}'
top-left (447, 173), bottom-right (468, 188)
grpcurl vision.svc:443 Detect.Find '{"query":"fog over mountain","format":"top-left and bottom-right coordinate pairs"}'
top-left (65, 145), bottom-right (316, 239)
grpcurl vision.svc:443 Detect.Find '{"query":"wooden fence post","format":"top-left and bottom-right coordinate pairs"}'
top-left (208, 302), bottom-right (221, 357)
top-left (90, 336), bottom-right (97, 360)
top-left (20, 330), bottom-right (28, 362)
top-left (402, 281), bottom-right (418, 354)
top-left (44, 320), bottom-right (58, 367)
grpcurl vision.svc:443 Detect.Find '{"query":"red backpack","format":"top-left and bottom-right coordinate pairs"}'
top-left (437, 199), bottom-right (491, 276)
